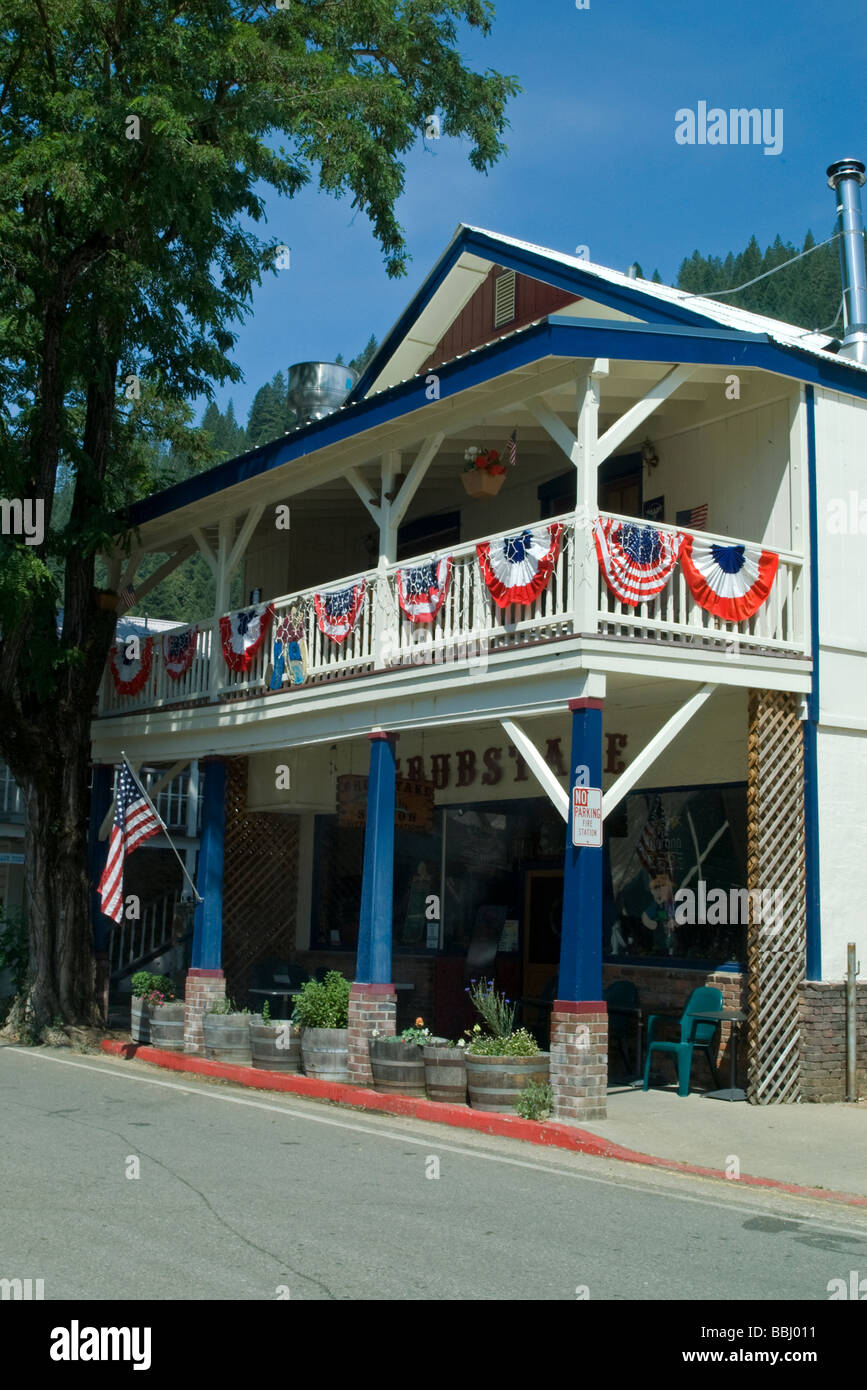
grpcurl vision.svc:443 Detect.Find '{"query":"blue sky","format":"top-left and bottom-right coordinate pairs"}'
top-left (211, 0), bottom-right (867, 424)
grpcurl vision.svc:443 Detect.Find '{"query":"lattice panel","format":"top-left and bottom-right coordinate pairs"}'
top-left (746, 691), bottom-right (806, 1104)
top-left (221, 756), bottom-right (300, 1002)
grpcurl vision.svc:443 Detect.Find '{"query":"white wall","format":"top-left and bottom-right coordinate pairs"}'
top-left (812, 388), bottom-right (867, 979)
top-left (650, 393), bottom-right (796, 548)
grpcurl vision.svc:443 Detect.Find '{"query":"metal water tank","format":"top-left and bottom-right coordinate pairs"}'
top-left (286, 362), bottom-right (358, 425)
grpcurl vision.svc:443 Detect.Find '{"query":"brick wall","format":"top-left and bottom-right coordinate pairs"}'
top-left (183, 969), bottom-right (226, 1052)
top-left (800, 982), bottom-right (867, 1102)
top-left (551, 1003), bottom-right (608, 1122)
top-left (348, 983), bottom-right (397, 1085)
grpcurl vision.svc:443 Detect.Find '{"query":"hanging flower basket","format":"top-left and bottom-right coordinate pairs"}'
top-left (462, 448), bottom-right (507, 499)
top-left (462, 468), bottom-right (505, 499)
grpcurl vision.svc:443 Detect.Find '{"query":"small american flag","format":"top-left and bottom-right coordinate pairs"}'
top-left (676, 504), bottom-right (708, 532)
top-left (119, 583), bottom-right (137, 608)
top-left (97, 763), bottom-right (163, 923)
top-left (505, 429), bottom-right (518, 467)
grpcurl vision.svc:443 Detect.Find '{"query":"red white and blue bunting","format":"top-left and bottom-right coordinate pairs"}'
top-left (109, 636), bottom-right (154, 695)
top-left (593, 517), bottom-right (683, 607)
top-left (476, 524), bottom-right (563, 608)
top-left (314, 581), bottom-right (366, 644)
top-left (162, 627), bottom-right (198, 680)
top-left (395, 556), bottom-right (452, 624)
top-left (219, 603), bottom-right (274, 673)
top-left (679, 536), bottom-right (778, 622)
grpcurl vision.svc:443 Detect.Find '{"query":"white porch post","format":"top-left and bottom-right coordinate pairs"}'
top-left (373, 451), bottom-right (400, 666)
top-left (574, 363), bottom-right (606, 634)
top-left (209, 517), bottom-right (232, 699)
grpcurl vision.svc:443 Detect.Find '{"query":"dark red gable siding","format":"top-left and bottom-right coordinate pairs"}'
top-left (420, 267), bottom-right (579, 372)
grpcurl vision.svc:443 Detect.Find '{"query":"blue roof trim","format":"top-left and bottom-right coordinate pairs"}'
top-left (347, 226), bottom-right (768, 402)
top-left (125, 318), bottom-right (867, 529)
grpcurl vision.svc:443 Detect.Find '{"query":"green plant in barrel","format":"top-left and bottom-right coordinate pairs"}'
top-left (131, 971), bottom-right (173, 1000)
top-left (462, 978), bottom-right (549, 1114)
top-left (292, 971), bottom-right (350, 1029)
top-left (464, 978), bottom-right (542, 1056)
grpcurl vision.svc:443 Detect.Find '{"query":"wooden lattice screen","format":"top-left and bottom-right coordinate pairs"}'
top-left (222, 756), bottom-right (300, 1002)
top-left (746, 690), bottom-right (806, 1104)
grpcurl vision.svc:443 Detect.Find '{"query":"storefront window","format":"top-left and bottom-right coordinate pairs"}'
top-left (605, 784), bottom-right (748, 965)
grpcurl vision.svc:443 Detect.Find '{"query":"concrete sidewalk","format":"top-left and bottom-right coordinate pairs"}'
top-left (580, 1082), bottom-right (867, 1197)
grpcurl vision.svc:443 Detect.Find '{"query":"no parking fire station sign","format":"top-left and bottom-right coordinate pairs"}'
top-left (571, 785), bottom-right (602, 848)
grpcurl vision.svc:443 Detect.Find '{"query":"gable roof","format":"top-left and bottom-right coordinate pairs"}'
top-left (348, 224), bottom-right (851, 402)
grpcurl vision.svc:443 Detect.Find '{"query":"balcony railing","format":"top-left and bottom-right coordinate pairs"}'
top-left (97, 509), bottom-right (807, 718)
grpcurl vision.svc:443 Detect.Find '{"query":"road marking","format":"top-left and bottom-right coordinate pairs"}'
top-left (4, 1045), bottom-right (866, 1237)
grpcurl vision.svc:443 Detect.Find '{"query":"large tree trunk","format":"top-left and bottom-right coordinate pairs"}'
top-left (6, 704), bottom-right (103, 1037)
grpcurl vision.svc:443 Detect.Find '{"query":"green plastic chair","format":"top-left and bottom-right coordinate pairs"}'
top-left (642, 986), bottom-right (722, 1098)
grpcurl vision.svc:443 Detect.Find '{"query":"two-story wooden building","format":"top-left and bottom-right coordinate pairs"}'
top-left (91, 188), bottom-right (867, 1114)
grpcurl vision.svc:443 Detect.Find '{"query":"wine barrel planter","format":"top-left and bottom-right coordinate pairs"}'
top-left (130, 996), bottom-right (151, 1044)
top-left (149, 1002), bottom-right (186, 1052)
top-left (423, 1045), bottom-right (468, 1104)
top-left (202, 1012), bottom-right (253, 1065)
top-left (464, 1053), bottom-right (550, 1112)
top-left (250, 1019), bottom-right (301, 1073)
top-left (369, 1037), bottom-right (426, 1096)
top-left (301, 1027), bottom-right (349, 1082)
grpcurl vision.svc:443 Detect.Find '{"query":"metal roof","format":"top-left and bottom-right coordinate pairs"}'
top-left (349, 223), bottom-right (855, 402)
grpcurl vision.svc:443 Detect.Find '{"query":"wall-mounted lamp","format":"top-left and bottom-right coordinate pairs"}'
top-left (641, 437), bottom-right (659, 474)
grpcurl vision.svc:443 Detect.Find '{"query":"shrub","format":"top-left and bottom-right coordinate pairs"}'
top-left (206, 997), bottom-right (249, 1015)
top-left (466, 977), bottom-right (514, 1039)
top-left (292, 971), bottom-right (350, 1029)
top-left (466, 1027), bottom-right (541, 1057)
top-left (514, 1080), bottom-right (554, 1121)
top-left (131, 972), bottom-right (173, 999)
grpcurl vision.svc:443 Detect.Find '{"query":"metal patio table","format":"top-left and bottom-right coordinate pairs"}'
top-left (692, 1009), bottom-right (748, 1102)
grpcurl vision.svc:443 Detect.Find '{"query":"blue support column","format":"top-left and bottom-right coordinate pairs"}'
top-left (356, 732), bottom-right (397, 984)
top-left (191, 759), bottom-right (226, 971)
top-left (88, 764), bottom-right (115, 954)
top-left (558, 698), bottom-right (604, 1002)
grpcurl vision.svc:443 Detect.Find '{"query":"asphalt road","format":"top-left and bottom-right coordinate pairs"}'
top-left (2, 1043), bottom-right (866, 1302)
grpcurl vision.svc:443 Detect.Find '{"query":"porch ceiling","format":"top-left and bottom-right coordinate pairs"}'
top-left (131, 354), bottom-right (787, 555)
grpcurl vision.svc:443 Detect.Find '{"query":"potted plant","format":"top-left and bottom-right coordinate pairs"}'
top-left (293, 970), bottom-right (351, 1082)
top-left (423, 1035), bottom-right (469, 1104)
top-left (461, 446), bottom-right (507, 499)
top-left (369, 1018), bottom-right (442, 1096)
top-left (202, 997), bottom-right (253, 1064)
top-left (148, 985), bottom-right (186, 1052)
top-left (250, 998), bottom-right (301, 1073)
top-left (130, 972), bottom-right (174, 1043)
top-left (463, 978), bottom-right (549, 1112)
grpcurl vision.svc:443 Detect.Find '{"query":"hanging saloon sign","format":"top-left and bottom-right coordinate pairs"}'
top-left (337, 775), bottom-right (435, 831)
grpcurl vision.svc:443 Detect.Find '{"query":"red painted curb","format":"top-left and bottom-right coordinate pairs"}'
top-left (100, 1039), bottom-right (867, 1208)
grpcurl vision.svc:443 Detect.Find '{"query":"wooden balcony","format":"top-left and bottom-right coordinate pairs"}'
top-left (96, 509), bottom-right (807, 720)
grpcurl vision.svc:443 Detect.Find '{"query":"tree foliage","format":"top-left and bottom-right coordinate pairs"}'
top-left (675, 231), bottom-right (842, 332)
top-left (0, 0), bottom-right (519, 1032)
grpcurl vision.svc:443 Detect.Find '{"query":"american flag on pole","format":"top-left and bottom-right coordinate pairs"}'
top-left (97, 763), bottom-right (163, 923)
top-left (505, 429), bottom-right (518, 467)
